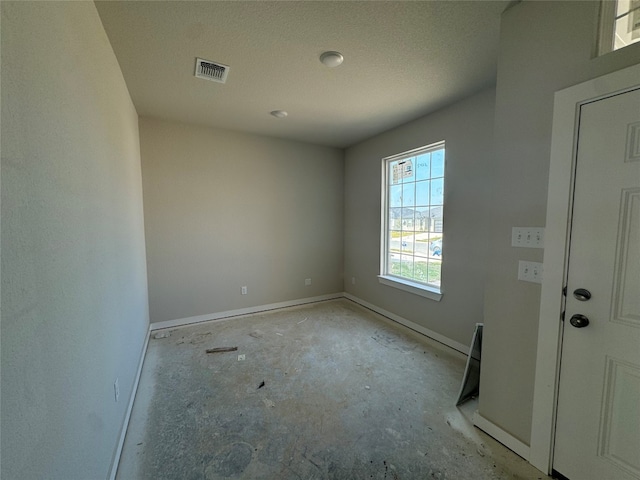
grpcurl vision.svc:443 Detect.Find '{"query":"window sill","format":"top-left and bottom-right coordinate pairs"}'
top-left (378, 275), bottom-right (443, 301)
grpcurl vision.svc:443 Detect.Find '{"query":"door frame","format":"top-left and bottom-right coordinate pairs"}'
top-left (530, 62), bottom-right (640, 474)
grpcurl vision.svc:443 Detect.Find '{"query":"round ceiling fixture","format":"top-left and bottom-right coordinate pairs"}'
top-left (270, 110), bottom-right (288, 118)
top-left (320, 51), bottom-right (344, 68)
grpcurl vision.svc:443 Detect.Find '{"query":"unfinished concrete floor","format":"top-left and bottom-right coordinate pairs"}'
top-left (117, 299), bottom-right (549, 480)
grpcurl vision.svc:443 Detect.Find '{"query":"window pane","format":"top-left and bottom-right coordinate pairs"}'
top-left (402, 158), bottom-right (416, 182)
top-left (389, 160), bottom-right (400, 184)
top-left (402, 183), bottom-right (415, 207)
top-left (401, 232), bottom-right (415, 254)
top-left (400, 207), bottom-right (415, 231)
top-left (414, 233), bottom-right (429, 256)
top-left (389, 184), bottom-right (402, 208)
top-left (389, 231), bottom-right (402, 253)
top-left (415, 207), bottom-right (429, 232)
top-left (390, 211), bottom-right (402, 229)
top-left (416, 153), bottom-right (431, 181)
top-left (400, 255), bottom-right (414, 279)
top-left (431, 149), bottom-right (444, 178)
top-left (431, 207), bottom-right (443, 234)
top-left (430, 178), bottom-right (444, 205)
top-left (428, 261), bottom-right (441, 285)
top-left (415, 180), bottom-right (430, 206)
top-left (388, 252), bottom-right (400, 274)
top-left (414, 256), bottom-right (429, 282)
top-left (429, 235), bottom-right (442, 258)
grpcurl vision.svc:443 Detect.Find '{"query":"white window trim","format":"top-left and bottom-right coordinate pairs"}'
top-left (378, 275), bottom-right (443, 301)
top-left (597, 0), bottom-right (617, 56)
top-left (379, 142), bottom-right (445, 300)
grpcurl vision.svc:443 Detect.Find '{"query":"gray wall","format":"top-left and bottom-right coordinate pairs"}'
top-left (1, 2), bottom-right (149, 479)
top-left (139, 118), bottom-right (344, 324)
top-left (480, 1), bottom-right (640, 444)
top-left (344, 88), bottom-right (496, 348)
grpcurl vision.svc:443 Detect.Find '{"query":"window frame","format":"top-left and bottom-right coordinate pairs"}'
top-left (598, 0), bottom-right (640, 55)
top-left (378, 142), bottom-right (445, 302)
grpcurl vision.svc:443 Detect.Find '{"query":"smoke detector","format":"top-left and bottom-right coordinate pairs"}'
top-left (194, 58), bottom-right (230, 83)
top-left (320, 51), bottom-right (344, 68)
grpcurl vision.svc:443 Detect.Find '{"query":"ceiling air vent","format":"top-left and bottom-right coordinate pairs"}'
top-left (194, 58), bottom-right (230, 84)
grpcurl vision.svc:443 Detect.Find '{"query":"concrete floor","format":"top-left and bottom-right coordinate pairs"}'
top-left (117, 299), bottom-right (549, 480)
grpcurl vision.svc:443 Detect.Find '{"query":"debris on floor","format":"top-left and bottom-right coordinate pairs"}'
top-left (205, 346), bottom-right (238, 354)
top-left (275, 333), bottom-right (283, 336)
top-left (119, 300), bottom-right (553, 480)
top-left (189, 332), bottom-right (212, 344)
top-left (297, 318), bottom-right (308, 324)
top-left (153, 331), bottom-right (171, 339)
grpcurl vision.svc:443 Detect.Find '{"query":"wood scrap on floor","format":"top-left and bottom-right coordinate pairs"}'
top-left (205, 346), bottom-right (238, 354)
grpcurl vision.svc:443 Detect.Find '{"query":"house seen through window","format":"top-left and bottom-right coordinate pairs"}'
top-left (380, 142), bottom-right (445, 298)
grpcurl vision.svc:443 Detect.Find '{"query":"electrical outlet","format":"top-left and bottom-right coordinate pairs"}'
top-left (241, 286), bottom-right (247, 295)
top-left (518, 261), bottom-right (543, 284)
top-left (512, 227), bottom-right (545, 248)
top-left (114, 378), bottom-right (120, 402)
top-left (305, 278), bottom-right (312, 286)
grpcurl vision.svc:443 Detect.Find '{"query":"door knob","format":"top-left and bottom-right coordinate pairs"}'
top-left (569, 314), bottom-right (590, 328)
top-left (573, 288), bottom-right (592, 301)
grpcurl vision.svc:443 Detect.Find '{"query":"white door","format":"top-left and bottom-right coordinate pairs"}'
top-left (553, 88), bottom-right (640, 479)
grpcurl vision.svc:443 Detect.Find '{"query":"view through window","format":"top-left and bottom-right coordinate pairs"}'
top-left (600, 0), bottom-right (640, 53)
top-left (382, 142), bottom-right (445, 291)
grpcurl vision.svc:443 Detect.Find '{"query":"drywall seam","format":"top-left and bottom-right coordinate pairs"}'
top-left (150, 293), bottom-right (344, 331)
top-left (473, 411), bottom-right (531, 461)
top-left (108, 326), bottom-right (151, 480)
top-left (343, 293), bottom-right (469, 354)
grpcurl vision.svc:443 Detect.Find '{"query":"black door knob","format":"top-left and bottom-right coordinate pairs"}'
top-left (569, 314), bottom-right (590, 328)
top-left (573, 288), bottom-right (592, 301)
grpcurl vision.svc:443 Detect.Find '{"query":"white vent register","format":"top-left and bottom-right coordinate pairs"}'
top-left (195, 58), bottom-right (229, 83)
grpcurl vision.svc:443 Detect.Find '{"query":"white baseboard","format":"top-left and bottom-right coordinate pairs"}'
top-left (473, 411), bottom-right (531, 461)
top-left (343, 293), bottom-right (469, 355)
top-left (150, 293), bottom-right (344, 331)
top-left (108, 325), bottom-right (151, 480)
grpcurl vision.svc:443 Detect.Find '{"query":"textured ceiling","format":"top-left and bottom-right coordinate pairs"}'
top-left (96, 1), bottom-right (509, 148)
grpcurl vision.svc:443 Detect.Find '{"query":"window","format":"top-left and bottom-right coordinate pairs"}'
top-left (599, 0), bottom-right (640, 55)
top-left (379, 142), bottom-right (445, 301)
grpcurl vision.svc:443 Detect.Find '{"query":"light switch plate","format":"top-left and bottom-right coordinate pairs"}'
top-left (518, 261), bottom-right (543, 284)
top-left (512, 227), bottom-right (545, 248)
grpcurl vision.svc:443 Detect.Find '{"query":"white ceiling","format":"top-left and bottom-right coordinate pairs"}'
top-left (96, 1), bottom-right (510, 148)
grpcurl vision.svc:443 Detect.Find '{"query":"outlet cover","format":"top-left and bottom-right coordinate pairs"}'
top-left (305, 278), bottom-right (312, 286)
top-left (241, 286), bottom-right (247, 295)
